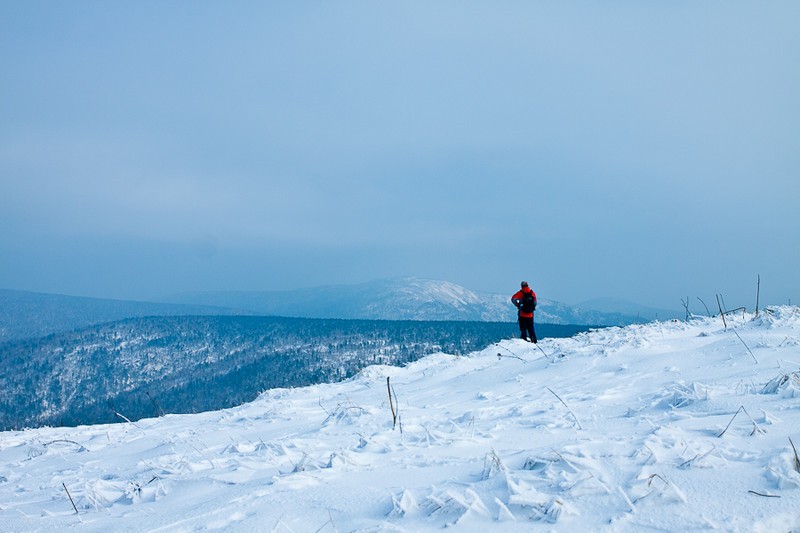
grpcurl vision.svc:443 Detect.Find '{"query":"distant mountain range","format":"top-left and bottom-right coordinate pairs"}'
top-left (0, 278), bottom-right (682, 342)
top-left (0, 289), bottom-right (251, 342)
top-left (158, 278), bottom-right (682, 326)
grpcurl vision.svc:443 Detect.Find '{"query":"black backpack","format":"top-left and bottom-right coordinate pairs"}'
top-left (520, 291), bottom-right (536, 313)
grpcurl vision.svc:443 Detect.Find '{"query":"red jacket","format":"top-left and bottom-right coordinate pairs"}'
top-left (511, 287), bottom-right (537, 318)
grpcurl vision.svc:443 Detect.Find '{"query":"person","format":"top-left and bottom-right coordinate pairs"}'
top-left (511, 281), bottom-right (538, 343)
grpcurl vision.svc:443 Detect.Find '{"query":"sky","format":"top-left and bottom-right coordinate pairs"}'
top-left (1, 1), bottom-right (798, 311)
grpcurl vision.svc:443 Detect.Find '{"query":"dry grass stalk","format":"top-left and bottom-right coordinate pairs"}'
top-left (718, 406), bottom-right (765, 438)
top-left (387, 377), bottom-right (397, 430)
top-left (535, 343), bottom-right (554, 361)
top-left (546, 387), bottom-right (583, 430)
top-left (63, 482), bottom-right (79, 514)
top-left (697, 297), bottom-right (712, 317)
top-left (43, 439), bottom-right (88, 452)
top-left (755, 274), bottom-right (761, 317)
top-left (496, 352), bottom-right (526, 363)
top-left (732, 328), bottom-right (758, 363)
top-left (716, 294), bottom-right (728, 330)
top-left (748, 490), bottom-right (780, 498)
top-left (789, 437), bottom-right (800, 472)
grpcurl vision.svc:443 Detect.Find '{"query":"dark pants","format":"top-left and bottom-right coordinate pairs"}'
top-left (518, 316), bottom-right (537, 343)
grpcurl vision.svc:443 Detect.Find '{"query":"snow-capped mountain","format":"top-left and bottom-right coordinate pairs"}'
top-left (160, 277), bottom-right (655, 325)
top-left (2, 307), bottom-right (798, 531)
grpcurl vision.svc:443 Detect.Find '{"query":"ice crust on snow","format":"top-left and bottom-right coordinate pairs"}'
top-left (1, 307), bottom-right (799, 531)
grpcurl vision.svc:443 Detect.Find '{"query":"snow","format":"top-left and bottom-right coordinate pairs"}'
top-left (1, 307), bottom-right (800, 532)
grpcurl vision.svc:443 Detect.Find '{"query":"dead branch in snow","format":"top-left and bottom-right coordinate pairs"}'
top-left (789, 437), bottom-right (800, 472)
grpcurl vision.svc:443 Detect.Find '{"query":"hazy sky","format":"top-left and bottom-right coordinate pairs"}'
top-left (1, 2), bottom-right (798, 310)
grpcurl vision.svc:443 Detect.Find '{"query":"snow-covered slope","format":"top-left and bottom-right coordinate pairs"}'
top-left (2, 307), bottom-right (799, 531)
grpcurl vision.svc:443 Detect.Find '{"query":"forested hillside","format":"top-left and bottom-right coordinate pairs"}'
top-left (0, 315), bottom-right (588, 430)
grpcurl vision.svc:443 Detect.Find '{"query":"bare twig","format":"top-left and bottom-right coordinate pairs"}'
top-left (717, 406), bottom-right (740, 438)
top-left (732, 328), bottom-right (758, 363)
top-left (535, 342), bottom-right (554, 361)
top-left (63, 482), bottom-right (79, 514)
top-left (755, 274), bottom-right (761, 317)
top-left (716, 294), bottom-right (727, 330)
top-left (546, 387), bottom-right (583, 430)
top-left (496, 343), bottom-right (528, 361)
top-left (721, 307), bottom-right (746, 316)
top-left (718, 406), bottom-right (765, 437)
top-left (748, 490), bottom-right (780, 498)
top-left (697, 297), bottom-right (712, 317)
top-left (681, 298), bottom-right (690, 321)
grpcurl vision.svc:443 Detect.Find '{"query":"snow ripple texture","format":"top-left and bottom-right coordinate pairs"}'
top-left (1, 307), bottom-right (800, 532)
